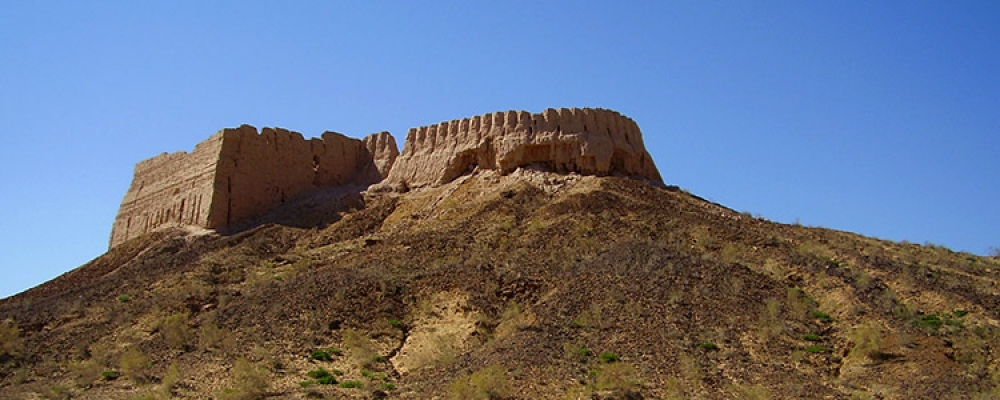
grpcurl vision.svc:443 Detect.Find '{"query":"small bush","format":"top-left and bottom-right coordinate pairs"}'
top-left (311, 350), bottom-right (333, 361)
top-left (372, 355), bottom-right (387, 363)
top-left (378, 383), bottom-right (396, 391)
top-left (339, 380), bottom-right (363, 389)
top-left (915, 313), bottom-right (944, 330)
top-left (317, 375), bottom-right (337, 385)
top-left (162, 362), bottom-right (182, 393)
top-left (811, 311), bottom-right (834, 323)
top-left (218, 358), bottom-right (269, 400)
top-left (388, 319), bottom-right (404, 329)
top-left (160, 312), bottom-right (193, 350)
top-left (599, 352), bottom-right (621, 363)
top-left (101, 370), bottom-right (119, 380)
top-left (119, 347), bottom-right (151, 383)
top-left (70, 360), bottom-right (103, 387)
top-left (576, 347), bottom-right (593, 357)
top-left (117, 295), bottom-right (131, 303)
top-left (199, 322), bottom-right (230, 351)
top-left (307, 368), bottom-right (331, 380)
top-left (849, 323), bottom-right (885, 359)
top-left (803, 334), bottom-right (821, 342)
top-left (595, 362), bottom-right (640, 391)
top-left (805, 345), bottom-right (829, 353)
top-left (0, 320), bottom-right (22, 357)
top-left (699, 343), bottom-right (719, 351)
top-left (342, 329), bottom-right (376, 367)
top-left (447, 365), bottom-right (510, 400)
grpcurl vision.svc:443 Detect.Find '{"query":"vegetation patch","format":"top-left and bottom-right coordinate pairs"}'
top-left (599, 352), bottom-right (621, 363)
top-left (310, 350), bottom-right (333, 361)
top-left (811, 311), bottom-right (834, 323)
top-left (447, 365), bottom-right (510, 400)
top-left (699, 342), bottom-right (720, 351)
top-left (218, 358), bottom-right (269, 400)
top-left (805, 345), bottom-right (830, 353)
top-left (339, 380), bottom-right (363, 388)
top-left (913, 311), bottom-right (966, 333)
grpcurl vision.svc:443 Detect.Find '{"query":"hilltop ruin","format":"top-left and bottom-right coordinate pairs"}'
top-left (110, 108), bottom-right (662, 248)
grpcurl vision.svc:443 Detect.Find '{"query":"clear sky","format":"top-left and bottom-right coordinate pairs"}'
top-left (1, 2), bottom-right (997, 298)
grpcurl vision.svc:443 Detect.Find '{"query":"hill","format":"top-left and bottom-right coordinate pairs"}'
top-left (2, 169), bottom-right (999, 399)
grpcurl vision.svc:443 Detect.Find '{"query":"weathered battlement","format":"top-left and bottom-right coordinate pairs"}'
top-left (109, 125), bottom-right (386, 248)
top-left (111, 107), bottom-right (663, 248)
top-left (385, 108), bottom-right (662, 188)
top-left (363, 131), bottom-right (399, 179)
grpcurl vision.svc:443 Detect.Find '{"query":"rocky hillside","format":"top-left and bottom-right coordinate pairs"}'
top-left (2, 170), bottom-right (999, 399)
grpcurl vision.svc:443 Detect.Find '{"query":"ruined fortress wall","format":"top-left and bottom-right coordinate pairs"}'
top-left (363, 131), bottom-right (399, 178)
top-left (111, 107), bottom-right (661, 248)
top-left (110, 126), bottom-right (384, 248)
top-left (212, 126), bottom-right (381, 230)
top-left (109, 134), bottom-right (224, 248)
top-left (386, 108), bottom-right (663, 188)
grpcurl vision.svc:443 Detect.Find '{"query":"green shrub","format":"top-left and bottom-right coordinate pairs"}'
top-left (915, 313), bottom-right (944, 330)
top-left (117, 295), bottom-right (131, 303)
top-left (307, 368), bottom-right (331, 380)
top-left (811, 311), bottom-right (834, 323)
top-left (803, 334), bottom-right (821, 342)
top-left (576, 347), bottom-right (593, 357)
top-left (311, 350), bottom-right (333, 361)
top-left (101, 370), bottom-right (119, 380)
top-left (378, 383), bottom-right (396, 391)
top-left (388, 319), bottom-right (404, 329)
top-left (339, 380), bottom-right (363, 388)
top-left (699, 343), bottom-right (719, 351)
top-left (372, 355), bottom-right (387, 363)
top-left (317, 375), bottom-right (337, 385)
top-left (805, 345), bottom-right (829, 353)
top-left (599, 352), bottom-right (621, 363)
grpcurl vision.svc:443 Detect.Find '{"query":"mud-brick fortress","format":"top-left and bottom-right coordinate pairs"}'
top-left (110, 108), bottom-right (663, 248)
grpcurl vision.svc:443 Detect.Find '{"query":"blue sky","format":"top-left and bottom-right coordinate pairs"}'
top-left (1, 2), bottom-right (997, 298)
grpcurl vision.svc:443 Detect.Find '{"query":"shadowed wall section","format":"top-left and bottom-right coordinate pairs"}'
top-left (109, 125), bottom-right (388, 248)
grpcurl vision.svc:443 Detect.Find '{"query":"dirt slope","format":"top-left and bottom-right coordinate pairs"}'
top-left (2, 170), bottom-right (999, 399)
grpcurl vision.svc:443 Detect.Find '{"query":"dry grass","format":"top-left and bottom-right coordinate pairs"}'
top-left (342, 328), bottom-right (377, 368)
top-left (447, 364), bottom-right (510, 400)
top-left (594, 362), bottom-right (640, 391)
top-left (848, 322), bottom-right (886, 360)
top-left (119, 346), bottom-right (151, 383)
top-left (0, 320), bottom-right (21, 357)
top-left (218, 358), bottom-right (269, 400)
top-left (160, 312), bottom-right (193, 350)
